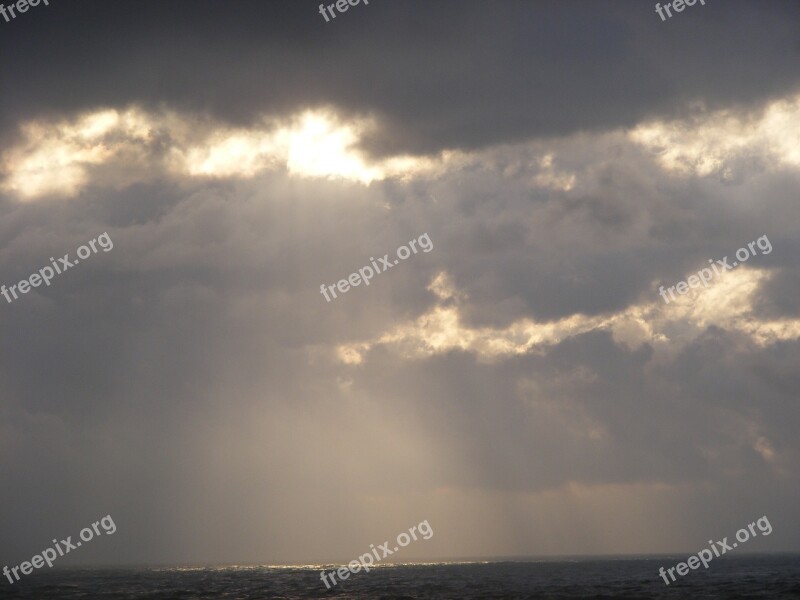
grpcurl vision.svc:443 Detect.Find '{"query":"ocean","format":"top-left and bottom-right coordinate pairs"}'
top-left (1, 555), bottom-right (799, 599)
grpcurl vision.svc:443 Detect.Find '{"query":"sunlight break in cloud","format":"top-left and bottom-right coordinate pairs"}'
top-left (0, 108), bottom-right (441, 200)
top-left (0, 109), bottom-right (156, 199)
top-left (337, 268), bottom-right (800, 365)
top-left (629, 93), bottom-right (800, 177)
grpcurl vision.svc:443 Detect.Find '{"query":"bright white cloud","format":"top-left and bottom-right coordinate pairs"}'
top-left (0, 108), bottom-right (445, 200)
top-left (13, 92), bottom-right (800, 201)
top-left (630, 93), bottom-right (800, 177)
top-left (338, 268), bottom-right (800, 365)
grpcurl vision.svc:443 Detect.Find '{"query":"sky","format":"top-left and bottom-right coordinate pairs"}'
top-left (0, 0), bottom-right (799, 566)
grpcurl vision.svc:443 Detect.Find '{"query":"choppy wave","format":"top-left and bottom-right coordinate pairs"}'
top-left (1, 555), bottom-right (799, 599)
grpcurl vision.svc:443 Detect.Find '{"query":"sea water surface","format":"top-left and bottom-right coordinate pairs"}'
top-left (1, 555), bottom-right (799, 599)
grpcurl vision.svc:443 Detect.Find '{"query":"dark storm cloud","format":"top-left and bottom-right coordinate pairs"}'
top-left (1, 1), bottom-right (800, 156)
top-left (332, 325), bottom-right (800, 551)
top-left (348, 326), bottom-right (800, 492)
top-left (375, 132), bottom-right (800, 327)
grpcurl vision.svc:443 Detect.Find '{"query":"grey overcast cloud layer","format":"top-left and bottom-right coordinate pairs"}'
top-left (1, 0), bottom-right (800, 565)
top-left (1, 1), bottom-right (800, 153)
